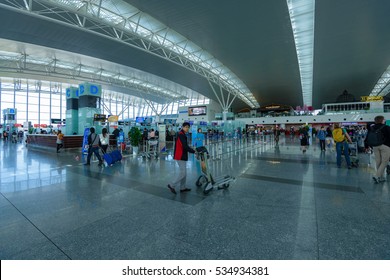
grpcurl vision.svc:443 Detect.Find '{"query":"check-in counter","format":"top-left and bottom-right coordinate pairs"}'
top-left (26, 134), bottom-right (84, 150)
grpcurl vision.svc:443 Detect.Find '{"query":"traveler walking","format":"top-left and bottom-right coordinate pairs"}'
top-left (299, 126), bottom-right (309, 153)
top-left (56, 130), bottom-right (64, 153)
top-left (365, 115), bottom-right (390, 183)
top-left (317, 126), bottom-right (326, 151)
top-left (99, 127), bottom-right (109, 154)
top-left (85, 127), bottom-right (103, 166)
top-left (167, 122), bottom-right (196, 194)
top-left (332, 123), bottom-right (352, 169)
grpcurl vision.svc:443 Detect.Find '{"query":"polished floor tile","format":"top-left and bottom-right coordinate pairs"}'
top-left (1, 136), bottom-right (389, 259)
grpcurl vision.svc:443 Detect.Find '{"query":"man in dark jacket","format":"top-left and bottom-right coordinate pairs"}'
top-left (365, 115), bottom-right (390, 183)
top-left (167, 122), bottom-right (196, 194)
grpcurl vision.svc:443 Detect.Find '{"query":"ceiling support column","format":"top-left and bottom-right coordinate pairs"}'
top-left (208, 80), bottom-right (237, 121)
top-left (144, 99), bottom-right (172, 123)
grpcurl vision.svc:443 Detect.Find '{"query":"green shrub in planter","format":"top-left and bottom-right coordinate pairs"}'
top-left (128, 127), bottom-right (142, 147)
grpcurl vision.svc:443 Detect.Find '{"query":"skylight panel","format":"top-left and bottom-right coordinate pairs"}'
top-left (99, 9), bottom-right (124, 25)
top-left (287, 0), bottom-right (315, 106)
top-left (16, 0), bottom-right (259, 108)
top-left (55, 0), bottom-right (83, 8)
top-left (370, 65), bottom-right (390, 96)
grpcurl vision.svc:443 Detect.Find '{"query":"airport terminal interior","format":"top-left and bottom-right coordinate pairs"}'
top-left (1, 136), bottom-right (389, 260)
top-left (1, 0), bottom-right (390, 261)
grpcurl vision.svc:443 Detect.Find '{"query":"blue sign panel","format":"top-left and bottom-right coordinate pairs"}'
top-left (90, 85), bottom-right (99, 94)
top-left (118, 131), bottom-right (124, 143)
top-left (79, 84), bottom-right (85, 95)
top-left (82, 127), bottom-right (90, 154)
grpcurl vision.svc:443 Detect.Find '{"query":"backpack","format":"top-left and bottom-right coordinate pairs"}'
top-left (333, 128), bottom-right (345, 143)
top-left (366, 125), bottom-right (385, 147)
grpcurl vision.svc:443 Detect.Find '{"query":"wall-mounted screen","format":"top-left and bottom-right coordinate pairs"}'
top-left (93, 114), bottom-right (106, 122)
top-left (144, 117), bottom-right (152, 124)
top-left (188, 106), bottom-right (207, 116)
top-left (136, 117), bottom-right (145, 123)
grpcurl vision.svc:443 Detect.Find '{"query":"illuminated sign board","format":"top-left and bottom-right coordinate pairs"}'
top-left (93, 114), bottom-right (106, 122)
top-left (188, 106), bottom-right (207, 116)
top-left (107, 115), bottom-right (119, 122)
top-left (361, 96), bottom-right (383, 102)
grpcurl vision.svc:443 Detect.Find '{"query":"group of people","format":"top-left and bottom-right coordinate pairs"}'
top-left (84, 127), bottom-right (110, 166)
top-left (1, 130), bottom-right (24, 143)
top-left (298, 116), bottom-right (390, 183)
top-left (142, 128), bottom-right (159, 141)
top-left (58, 118), bottom-right (390, 188)
top-left (298, 123), bottom-right (355, 168)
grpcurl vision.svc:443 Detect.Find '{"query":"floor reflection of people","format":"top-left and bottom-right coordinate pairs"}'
top-left (274, 144), bottom-right (280, 155)
top-left (319, 150), bottom-right (326, 166)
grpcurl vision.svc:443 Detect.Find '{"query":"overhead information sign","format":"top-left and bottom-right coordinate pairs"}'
top-left (361, 96), bottom-right (383, 102)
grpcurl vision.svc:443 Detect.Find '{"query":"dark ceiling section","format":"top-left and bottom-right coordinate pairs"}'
top-left (313, 0), bottom-right (390, 108)
top-left (1, 1), bottom-right (390, 111)
top-left (125, 0), bottom-right (303, 108)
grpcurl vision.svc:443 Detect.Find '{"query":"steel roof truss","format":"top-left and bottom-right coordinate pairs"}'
top-left (1, 0), bottom-right (258, 108)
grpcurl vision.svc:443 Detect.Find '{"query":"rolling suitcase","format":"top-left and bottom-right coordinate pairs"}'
top-left (103, 152), bottom-right (114, 166)
top-left (112, 150), bottom-right (122, 161)
top-left (109, 151), bottom-right (117, 163)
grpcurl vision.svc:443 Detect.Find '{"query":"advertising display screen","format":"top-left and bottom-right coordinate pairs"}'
top-left (136, 117), bottom-right (145, 123)
top-left (188, 106), bottom-right (207, 116)
top-left (93, 114), bottom-right (106, 121)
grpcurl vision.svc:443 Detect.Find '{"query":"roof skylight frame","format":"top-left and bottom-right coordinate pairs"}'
top-left (370, 65), bottom-right (390, 96)
top-left (0, 49), bottom-right (203, 102)
top-left (287, 0), bottom-right (315, 107)
top-left (6, 0), bottom-right (259, 108)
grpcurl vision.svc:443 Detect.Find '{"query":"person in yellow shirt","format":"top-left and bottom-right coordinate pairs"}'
top-left (56, 130), bottom-right (64, 153)
top-left (332, 123), bottom-right (352, 168)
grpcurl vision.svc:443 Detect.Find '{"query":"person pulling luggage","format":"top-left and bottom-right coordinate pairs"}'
top-left (84, 127), bottom-right (103, 166)
top-left (167, 122), bottom-right (196, 194)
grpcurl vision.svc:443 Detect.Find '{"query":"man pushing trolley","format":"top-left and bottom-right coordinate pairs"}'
top-left (195, 146), bottom-right (235, 194)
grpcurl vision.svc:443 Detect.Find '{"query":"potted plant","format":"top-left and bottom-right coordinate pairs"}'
top-left (128, 127), bottom-right (142, 155)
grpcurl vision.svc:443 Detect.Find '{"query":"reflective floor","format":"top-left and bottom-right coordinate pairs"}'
top-left (1, 136), bottom-right (390, 260)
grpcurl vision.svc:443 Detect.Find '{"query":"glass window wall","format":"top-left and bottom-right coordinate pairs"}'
top-left (0, 77), bottom-right (209, 127)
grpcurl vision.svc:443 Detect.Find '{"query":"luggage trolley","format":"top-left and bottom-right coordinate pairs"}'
top-left (140, 138), bottom-right (158, 159)
top-left (147, 138), bottom-right (159, 159)
top-left (195, 146), bottom-right (235, 194)
top-left (348, 141), bottom-right (359, 167)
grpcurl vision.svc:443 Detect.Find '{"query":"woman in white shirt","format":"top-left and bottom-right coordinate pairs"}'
top-left (99, 127), bottom-right (109, 153)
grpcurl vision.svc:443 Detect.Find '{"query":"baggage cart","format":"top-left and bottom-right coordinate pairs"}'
top-left (195, 146), bottom-right (235, 194)
top-left (348, 141), bottom-right (359, 167)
